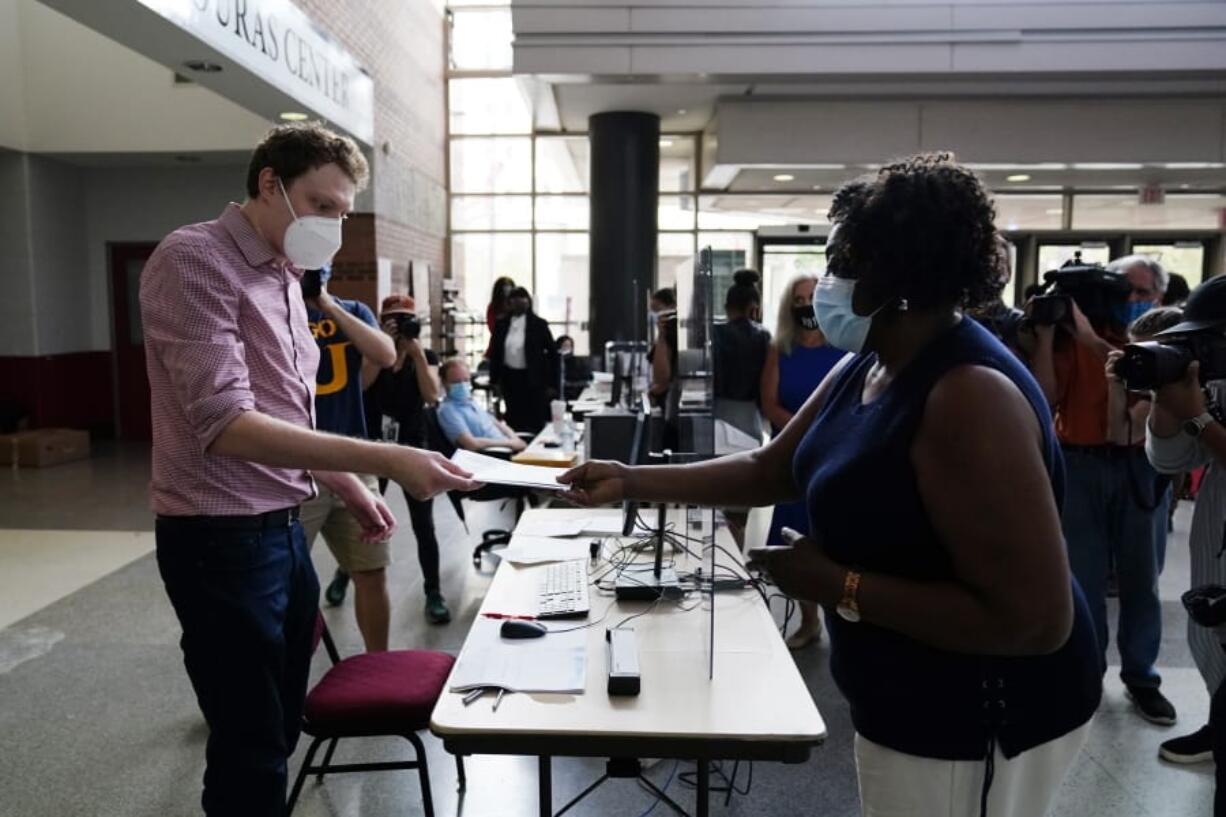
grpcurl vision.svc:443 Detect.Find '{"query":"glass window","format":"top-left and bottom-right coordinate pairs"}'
top-left (452, 233), bottom-right (533, 316)
top-left (659, 233), bottom-right (696, 289)
top-left (659, 136), bottom-right (695, 192)
top-left (451, 196), bottom-right (533, 231)
top-left (536, 137), bottom-right (589, 193)
top-left (995, 195), bottom-right (1063, 231)
top-left (1132, 242), bottom-right (1206, 288)
top-left (450, 138), bottom-right (532, 193)
top-left (699, 233), bottom-right (754, 318)
top-left (1073, 194), bottom-right (1226, 230)
top-left (659, 196), bottom-right (696, 231)
top-left (1037, 243), bottom-right (1111, 276)
top-left (535, 233), bottom-right (591, 355)
top-left (449, 8), bottom-right (513, 72)
top-left (535, 196), bottom-right (589, 230)
top-left (698, 195), bottom-right (831, 230)
top-left (449, 78), bottom-right (532, 135)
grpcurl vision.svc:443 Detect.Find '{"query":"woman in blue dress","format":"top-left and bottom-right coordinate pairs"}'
top-left (561, 154), bottom-right (1100, 817)
top-left (760, 272), bottom-right (847, 648)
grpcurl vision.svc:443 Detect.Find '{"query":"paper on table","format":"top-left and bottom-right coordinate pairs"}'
top-left (502, 535), bottom-right (591, 565)
top-left (514, 516), bottom-right (585, 538)
top-left (450, 450), bottom-right (567, 491)
top-left (449, 618), bottom-right (587, 694)
top-left (579, 516), bottom-right (625, 535)
top-left (592, 371), bottom-right (614, 384)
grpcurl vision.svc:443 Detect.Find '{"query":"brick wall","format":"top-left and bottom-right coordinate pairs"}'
top-left (295, 0), bottom-right (448, 329)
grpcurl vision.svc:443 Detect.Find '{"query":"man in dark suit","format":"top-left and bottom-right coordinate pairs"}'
top-left (489, 287), bottom-right (558, 433)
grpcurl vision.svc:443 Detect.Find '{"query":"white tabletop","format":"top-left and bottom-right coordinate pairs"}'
top-left (431, 507), bottom-right (827, 757)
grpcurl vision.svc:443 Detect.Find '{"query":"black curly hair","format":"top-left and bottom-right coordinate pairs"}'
top-left (826, 152), bottom-right (1004, 311)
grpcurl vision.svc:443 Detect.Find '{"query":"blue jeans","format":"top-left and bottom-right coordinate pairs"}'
top-left (1062, 448), bottom-right (1165, 689)
top-left (156, 515), bottom-right (320, 817)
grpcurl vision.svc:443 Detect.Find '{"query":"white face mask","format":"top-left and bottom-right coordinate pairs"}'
top-left (813, 274), bottom-right (888, 354)
top-left (278, 178), bottom-right (343, 269)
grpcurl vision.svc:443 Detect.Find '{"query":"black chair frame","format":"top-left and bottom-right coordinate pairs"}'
top-left (286, 621), bottom-right (467, 817)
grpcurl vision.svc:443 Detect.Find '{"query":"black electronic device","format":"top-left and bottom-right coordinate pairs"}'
top-left (608, 352), bottom-right (624, 408)
top-left (1029, 253), bottom-right (1131, 328)
top-left (300, 268), bottom-right (324, 299)
top-left (606, 628), bottom-right (641, 696)
top-left (1115, 333), bottom-right (1226, 391)
top-left (396, 314), bottom-right (422, 340)
top-left (500, 620), bottom-right (548, 639)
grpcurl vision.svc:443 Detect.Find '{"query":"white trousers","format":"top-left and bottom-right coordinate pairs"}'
top-left (854, 722), bottom-right (1091, 817)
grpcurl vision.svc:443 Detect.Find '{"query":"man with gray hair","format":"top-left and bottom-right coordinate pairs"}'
top-left (1027, 251), bottom-right (1175, 726)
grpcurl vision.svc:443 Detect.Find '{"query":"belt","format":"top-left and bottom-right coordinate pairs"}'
top-left (158, 505), bottom-right (301, 531)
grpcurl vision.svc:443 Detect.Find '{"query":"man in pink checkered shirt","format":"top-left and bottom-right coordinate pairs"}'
top-left (140, 122), bottom-right (477, 817)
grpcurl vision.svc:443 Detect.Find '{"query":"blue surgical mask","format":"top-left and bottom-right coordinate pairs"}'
top-left (447, 382), bottom-right (472, 402)
top-left (1116, 300), bottom-right (1154, 328)
top-left (813, 274), bottom-right (885, 354)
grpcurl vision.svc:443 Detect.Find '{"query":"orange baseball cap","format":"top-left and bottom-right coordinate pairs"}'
top-left (381, 294), bottom-right (416, 316)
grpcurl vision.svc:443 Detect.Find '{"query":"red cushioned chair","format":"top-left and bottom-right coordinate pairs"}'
top-left (286, 616), bottom-right (465, 817)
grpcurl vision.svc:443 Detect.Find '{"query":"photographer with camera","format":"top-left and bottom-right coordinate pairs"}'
top-left (300, 266), bottom-right (399, 652)
top-left (1027, 254), bottom-right (1176, 724)
top-left (1127, 276), bottom-right (1226, 779)
top-left (353, 294), bottom-right (454, 625)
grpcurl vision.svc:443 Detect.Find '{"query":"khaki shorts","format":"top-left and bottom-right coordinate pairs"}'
top-left (300, 474), bottom-right (392, 573)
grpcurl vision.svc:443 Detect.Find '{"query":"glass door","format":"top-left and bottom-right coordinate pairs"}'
top-left (757, 238), bottom-right (826, 335)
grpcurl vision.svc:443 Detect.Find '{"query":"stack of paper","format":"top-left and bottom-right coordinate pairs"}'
top-left (449, 618), bottom-right (587, 694)
top-left (451, 450), bottom-right (567, 491)
top-left (502, 535), bottom-right (591, 565)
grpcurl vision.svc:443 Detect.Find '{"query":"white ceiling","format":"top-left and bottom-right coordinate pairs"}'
top-left (0, 0), bottom-right (273, 157)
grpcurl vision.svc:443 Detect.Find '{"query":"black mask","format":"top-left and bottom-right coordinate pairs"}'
top-left (792, 305), bottom-right (819, 331)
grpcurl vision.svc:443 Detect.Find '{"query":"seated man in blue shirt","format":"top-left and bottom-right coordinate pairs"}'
top-left (437, 359), bottom-right (527, 453)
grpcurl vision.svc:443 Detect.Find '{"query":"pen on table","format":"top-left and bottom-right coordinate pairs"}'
top-left (482, 613), bottom-right (537, 621)
top-left (462, 688), bottom-right (486, 706)
top-left (492, 688), bottom-right (506, 712)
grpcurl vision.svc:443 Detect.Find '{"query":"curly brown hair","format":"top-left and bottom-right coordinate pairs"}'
top-left (826, 152), bottom-right (1004, 310)
top-left (245, 121), bottom-right (369, 198)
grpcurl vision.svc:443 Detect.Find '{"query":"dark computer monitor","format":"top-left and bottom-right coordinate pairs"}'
top-left (620, 397), bottom-right (650, 537)
top-left (608, 352), bottom-right (624, 408)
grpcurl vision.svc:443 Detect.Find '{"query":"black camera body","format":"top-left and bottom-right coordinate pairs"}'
top-left (301, 269), bottom-right (323, 299)
top-left (1115, 331), bottom-right (1226, 391)
top-left (1030, 258), bottom-right (1131, 328)
top-left (396, 314), bottom-right (422, 341)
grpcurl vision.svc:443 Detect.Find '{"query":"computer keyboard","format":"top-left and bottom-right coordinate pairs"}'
top-left (537, 559), bottom-right (591, 619)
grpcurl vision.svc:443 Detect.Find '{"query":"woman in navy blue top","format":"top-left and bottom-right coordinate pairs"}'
top-left (562, 153), bottom-right (1102, 817)
top-left (761, 272), bottom-right (847, 649)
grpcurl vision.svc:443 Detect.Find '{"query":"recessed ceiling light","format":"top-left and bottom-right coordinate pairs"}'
top-left (659, 139), bottom-right (674, 148)
top-left (1071, 163), bottom-right (1144, 170)
top-left (1165, 162), bottom-right (1225, 170)
top-left (280, 112), bottom-right (309, 122)
top-left (183, 60), bottom-right (223, 73)
top-left (1180, 183), bottom-right (1192, 189)
top-left (676, 109), bottom-right (687, 115)
top-left (1006, 174), bottom-right (1031, 182)
top-left (774, 174), bottom-right (795, 182)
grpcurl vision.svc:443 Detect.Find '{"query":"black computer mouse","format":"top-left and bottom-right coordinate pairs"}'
top-left (500, 620), bottom-right (548, 639)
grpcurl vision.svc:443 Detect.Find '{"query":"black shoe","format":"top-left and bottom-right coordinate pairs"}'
top-left (1127, 685), bottom-right (1177, 726)
top-left (324, 570), bottom-right (350, 607)
top-left (1159, 725), bottom-right (1213, 764)
top-left (425, 592), bottom-right (452, 625)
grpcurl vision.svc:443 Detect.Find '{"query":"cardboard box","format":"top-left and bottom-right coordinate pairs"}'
top-left (0, 429), bottom-right (91, 468)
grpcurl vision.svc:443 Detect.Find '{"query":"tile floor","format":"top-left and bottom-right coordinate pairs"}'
top-left (0, 443), bottom-right (1215, 816)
